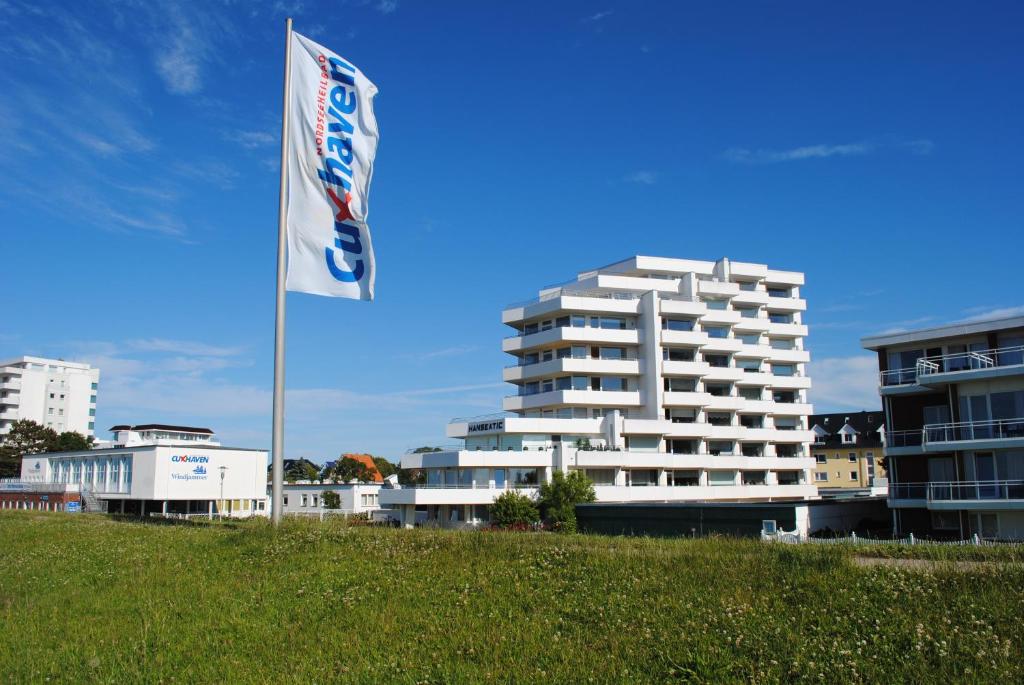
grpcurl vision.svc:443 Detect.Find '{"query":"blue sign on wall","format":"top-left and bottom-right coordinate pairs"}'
top-left (66, 501), bottom-right (81, 513)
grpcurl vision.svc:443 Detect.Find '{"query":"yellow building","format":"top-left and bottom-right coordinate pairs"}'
top-left (809, 411), bottom-right (886, 489)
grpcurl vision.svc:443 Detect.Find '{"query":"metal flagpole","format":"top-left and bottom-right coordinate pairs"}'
top-left (271, 17), bottom-right (293, 526)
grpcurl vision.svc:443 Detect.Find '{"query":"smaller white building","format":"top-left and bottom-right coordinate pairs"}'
top-left (20, 424), bottom-right (268, 517)
top-left (275, 480), bottom-right (385, 517)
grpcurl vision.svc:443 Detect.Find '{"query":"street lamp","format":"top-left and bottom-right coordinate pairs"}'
top-left (219, 465), bottom-right (228, 518)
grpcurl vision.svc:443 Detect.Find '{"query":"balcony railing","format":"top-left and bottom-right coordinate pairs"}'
top-left (929, 480), bottom-right (1024, 502)
top-left (916, 345), bottom-right (1024, 377)
top-left (887, 429), bottom-right (924, 448)
top-left (880, 367), bottom-right (917, 386)
top-left (891, 480), bottom-right (1024, 503)
top-left (923, 418), bottom-right (1024, 444)
top-left (505, 288), bottom-right (642, 309)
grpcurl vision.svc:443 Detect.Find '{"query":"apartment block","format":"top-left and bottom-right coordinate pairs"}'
top-left (808, 411), bottom-right (886, 490)
top-left (863, 315), bottom-right (1024, 539)
top-left (0, 356), bottom-right (99, 437)
top-left (382, 256), bottom-right (818, 528)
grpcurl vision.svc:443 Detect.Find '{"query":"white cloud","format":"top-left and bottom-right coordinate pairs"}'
top-left (623, 170), bottom-right (657, 185)
top-left (233, 130), bottom-right (277, 149)
top-left (583, 10), bottom-right (613, 22)
top-left (957, 305), bottom-right (1024, 323)
top-left (376, 0), bottom-right (398, 14)
top-left (127, 338), bottom-right (245, 357)
top-left (724, 142), bottom-right (872, 164)
top-left (807, 356), bottom-right (881, 412)
top-left (172, 159), bottom-right (240, 190)
top-left (404, 345), bottom-right (479, 361)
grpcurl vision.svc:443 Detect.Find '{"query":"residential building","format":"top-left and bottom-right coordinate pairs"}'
top-left (809, 411), bottom-right (887, 490)
top-left (0, 356), bottom-right (99, 436)
top-left (863, 315), bottom-right (1024, 539)
top-left (275, 480), bottom-right (384, 516)
top-left (18, 424), bottom-right (268, 517)
top-left (381, 256), bottom-right (818, 527)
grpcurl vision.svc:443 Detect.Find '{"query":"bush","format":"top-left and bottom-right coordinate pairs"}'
top-left (321, 490), bottom-right (341, 510)
top-left (537, 470), bottom-right (596, 533)
top-left (489, 491), bottom-right (539, 528)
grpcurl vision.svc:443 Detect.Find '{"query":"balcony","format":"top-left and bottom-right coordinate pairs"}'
top-left (766, 322), bottom-right (808, 337)
top-left (661, 360), bottom-right (710, 377)
top-left (698, 280), bottom-right (740, 298)
top-left (923, 418), bottom-right (1024, 450)
top-left (765, 296), bottom-right (807, 313)
top-left (0, 377), bottom-right (21, 391)
top-left (889, 480), bottom-right (1024, 510)
top-left (502, 290), bottom-right (641, 324)
top-left (769, 374), bottom-right (812, 390)
top-left (503, 325), bottom-right (639, 353)
top-left (915, 345), bottom-right (1024, 386)
top-left (503, 357), bottom-right (641, 382)
top-left (700, 310), bottom-right (741, 326)
top-left (878, 367), bottom-right (930, 395)
top-left (885, 429), bottom-right (925, 456)
top-left (663, 391), bottom-right (713, 407)
top-left (767, 348), bottom-right (810, 364)
top-left (503, 389), bottom-right (643, 412)
top-left (661, 329), bottom-right (708, 347)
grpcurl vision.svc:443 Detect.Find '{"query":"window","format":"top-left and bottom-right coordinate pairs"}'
top-left (90, 395), bottom-right (97, 404)
top-left (664, 377), bottom-right (697, 392)
top-left (593, 317), bottom-right (627, 330)
top-left (301, 495), bottom-right (308, 507)
top-left (736, 307), bottom-right (759, 319)
top-left (842, 432), bottom-right (855, 444)
top-left (663, 318), bottom-right (695, 332)
top-left (704, 326), bottom-right (729, 339)
top-left (775, 444), bottom-right (798, 457)
top-left (815, 454), bottom-right (826, 464)
top-left (91, 383), bottom-right (98, 390)
top-left (775, 417), bottom-right (798, 430)
top-left (848, 453), bottom-right (857, 462)
top-left (708, 470), bottom-right (736, 486)
top-left (741, 443), bottom-right (764, 457)
top-left (663, 347), bottom-right (695, 362)
top-left (705, 383), bottom-right (731, 397)
top-left (769, 313), bottom-right (792, 324)
top-left (704, 298), bottom-right (728, 310)
top-left (771, 364), bottom-right (796, 377)
top-left (737, 359), bottom-right (761, 372)
top-left (599, 347), bottom-right (626, 360)
top-left (707, 441), bottom-right (734, 456)
top-left (704, 354), bottom-right (729, 368)
top-left (742, 471), bottom-right (767, 485)
top-left (773, 390), bottom-right (796, 403)
top-left (739, 387), bottom-right (762, 401)
top-left (815, 472), bottom-right (828, 482)
top-left (668, 470), bottom-right (699, 486)
top-left (48, 408), bottom-right (53, 415)
top-left (849, 471), bottom-right (858, 481)
top-left (738, 333), bottom-right (761, 345)
top-left (311, 495), bottom-right (319, 507)
top-left (707, 412), bottom-right (731, 426)
top-left (89, 409), bottom-right (95, 416)
top-left (740, 414), bottom-right (764, 428)
top-left (49, 393), bottom-right (54, 399)
top-left (583, 468), bottom-right (615, 486)
top-left (770, 338), bottom-right (795, 350)
top-left (768, 287), bottom-right (791, 298)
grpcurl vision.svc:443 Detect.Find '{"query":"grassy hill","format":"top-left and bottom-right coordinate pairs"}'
top-left (1, 513), bottom-right (1022, 683)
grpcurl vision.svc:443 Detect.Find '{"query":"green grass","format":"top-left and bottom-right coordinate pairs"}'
top-left (1, 513), bottom-right (1022, 683)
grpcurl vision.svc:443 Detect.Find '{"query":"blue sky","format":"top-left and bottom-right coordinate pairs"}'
top-left (1, 1), bottom-right (1021, 464)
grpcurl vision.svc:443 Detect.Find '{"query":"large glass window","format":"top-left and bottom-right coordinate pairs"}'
top-left (664, 377), bottom-right (697, 392)
top-left (771, 364), bottom-right (796, 376)
top-left (704, 299), bottom-right (728, 310)
top-left (704, 354), bottom-right (729, 368)
top-left (737, 359), bottom-right (761, 372)
top-left (663, 318), bottom-right (695, 332)
top-left (583, 469), bottom-right (615, 486)
top-left (768, 313), bottom-right (792, 324)
top-left (663, 347), bottom-right (696, 362)
top-left (708, 470), bottom-right (736, 485)
top-left (509, 468), bottom-right (539, 486)
top-left (599, 347), bottom-right (626, 360)
top-left (707, 441), bottom-right (734, 456)
top-left (705, 383), bottom-right (731, 397)
top-left (594, 317), bottom-right (627, 330)
top-left (704, 326), bottom-right (729, 339)
top-left (738, 334), bottom-right (761, 345)
top-left (739, 387), bottom-right (763, 401)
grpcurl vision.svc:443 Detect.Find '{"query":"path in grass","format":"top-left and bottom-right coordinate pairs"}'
top-left (1, 513), bottom-right (1022, 683)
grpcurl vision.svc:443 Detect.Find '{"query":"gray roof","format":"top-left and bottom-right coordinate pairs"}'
top-left (861, 315), bottom-right (1024, 351)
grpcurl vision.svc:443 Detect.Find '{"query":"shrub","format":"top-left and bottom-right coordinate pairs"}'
top-left (489, 491), bottom-right (539, 528)
top-left (537, 470), bottom-right (596, 533)
top-left (321, 490), bottom-right (341, 510)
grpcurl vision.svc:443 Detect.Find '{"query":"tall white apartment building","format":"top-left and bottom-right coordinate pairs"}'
top-left (382, 256), bottom-right (818, 528)
top-left (0, 357), bottom-right (99, 437)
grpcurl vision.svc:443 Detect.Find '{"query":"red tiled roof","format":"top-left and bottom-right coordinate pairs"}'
top-left (341, 453), bottom-right (383, 482)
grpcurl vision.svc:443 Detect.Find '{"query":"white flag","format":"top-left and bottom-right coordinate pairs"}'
top-left (285, 31), bottom-right (379, 300)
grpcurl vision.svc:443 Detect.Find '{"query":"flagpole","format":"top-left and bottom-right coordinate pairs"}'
top-left (271, 16), bottom-right (293, 526)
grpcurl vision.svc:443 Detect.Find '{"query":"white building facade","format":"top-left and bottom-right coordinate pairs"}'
top-left (276, 481), bottom-right (384, 517)
top-left (19, 424), bottom-right (268, 517)
top-left (0, 356), bottom-right (99, 436)
top-left (382, 256), bottom-right (818, 527)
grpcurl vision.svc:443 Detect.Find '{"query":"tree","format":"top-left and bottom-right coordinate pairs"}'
top-left (321, 490), bottom-right (341, 509)
top-left (372, 456), bottom-right (397, 479)
top-left (397, 467), bottom-right (426, 486)
top-left (537, 470), bottom-right (596, 533)
top-left (0, 420), bottom-right (58, 477)
top-left (278, 458), bottom-right (321, 483)
top-left (53, 431), bottom-right (95, 452)
top-left (489, 491), bottom-right (539, 528)
top-left (324, 456), bottom-right (375, 483)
